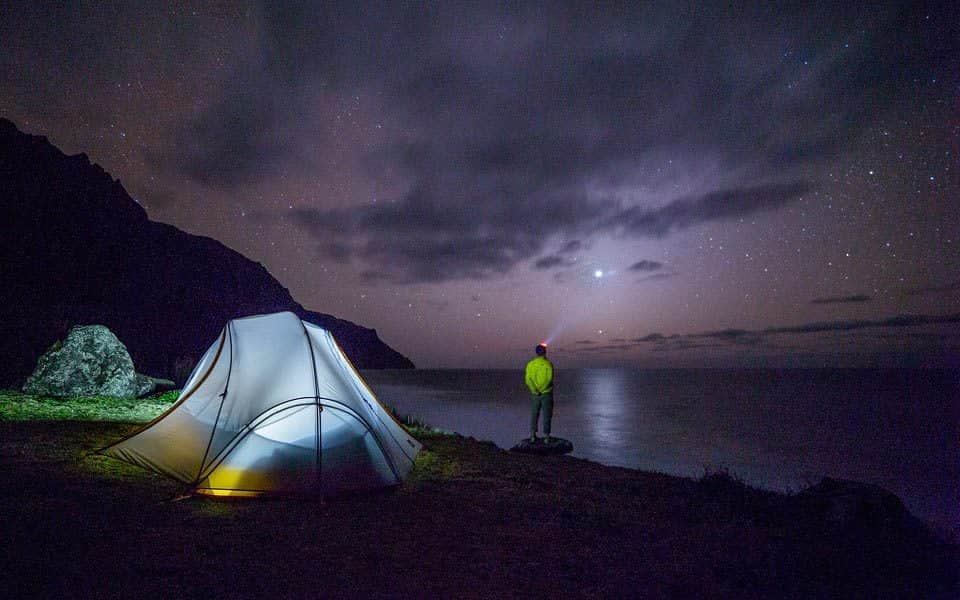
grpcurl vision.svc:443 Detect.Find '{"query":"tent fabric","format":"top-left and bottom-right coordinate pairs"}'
top-left (101, 311), bottom-right (421, 497)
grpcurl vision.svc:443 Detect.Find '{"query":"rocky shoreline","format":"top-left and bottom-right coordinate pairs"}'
top-left (0, 420), bottom-right (956, 598)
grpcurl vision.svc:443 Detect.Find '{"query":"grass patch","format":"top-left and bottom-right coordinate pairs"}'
top-left (384, 402), bottom-right (448, 437)
top-left (384, 403), bottom-right (429, 429)
top-left (80, 453), bottom-right (159, 480)
top-left (1, 391), bottom-right (441, 439)
top-left (0, 389), bottom-right (179, 422)
top-left (409, 449), bottom-right (462, 480)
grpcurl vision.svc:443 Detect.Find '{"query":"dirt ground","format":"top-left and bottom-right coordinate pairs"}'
top-left (0, 421), bottom-right (956, 599)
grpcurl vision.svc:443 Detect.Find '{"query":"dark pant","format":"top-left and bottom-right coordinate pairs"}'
top-left (530, 391), bottom-right (554, 436)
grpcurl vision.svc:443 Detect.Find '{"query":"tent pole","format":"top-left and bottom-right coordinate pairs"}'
top-left (301, 320), bottom-right (323, 495)
top-left (192, 321), bottom-right (234, 488)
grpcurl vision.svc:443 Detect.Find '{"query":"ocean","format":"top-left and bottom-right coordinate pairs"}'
top-left (362, 368), bottom-right (959, 532)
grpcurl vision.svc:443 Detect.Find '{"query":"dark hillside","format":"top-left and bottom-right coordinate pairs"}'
top-left (0, 118), bottom-right (413, 386)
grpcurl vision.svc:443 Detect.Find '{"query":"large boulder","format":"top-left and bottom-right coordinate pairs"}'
top-left (22, 325), bottom-right (155, 398)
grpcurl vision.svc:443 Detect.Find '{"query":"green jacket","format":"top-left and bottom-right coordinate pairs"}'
top-left (524, 356), bottom-right (554, 395)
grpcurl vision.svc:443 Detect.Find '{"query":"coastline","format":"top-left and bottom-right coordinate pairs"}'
top-left (0, 420), bottom-right (956, 598)
top-left (366, 367), bottom-right (960, 534)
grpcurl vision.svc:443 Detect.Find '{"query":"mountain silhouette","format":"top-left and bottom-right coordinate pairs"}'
top-left (0, 118), bottom-right (413, 387)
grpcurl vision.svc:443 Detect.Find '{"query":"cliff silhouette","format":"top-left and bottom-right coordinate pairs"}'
top-left (0, 118), bottom-right (413, 386)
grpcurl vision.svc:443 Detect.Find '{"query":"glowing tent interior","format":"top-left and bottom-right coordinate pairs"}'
top-left (101, 312), bottom-right (421, 497)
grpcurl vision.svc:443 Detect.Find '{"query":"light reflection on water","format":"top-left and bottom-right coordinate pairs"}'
top-left (363, 368), bottom-right (959, 531)
top-left (580, 368), bottom-right (628, 454)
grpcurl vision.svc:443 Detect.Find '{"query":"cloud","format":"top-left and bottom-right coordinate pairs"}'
top-left (6, 2), bottom-right (937, 284)
top-left (424, 299), bottom-right (450, 311)
top-left (698, 328), bottom-right (754, 340)
top-left (634, 333), bottom-right (666, 342)
top-left (606, 182), bottom-right (814, 237)
top-left (569, 342), bottom-right (638, 353)
top-left (320, 242), bottom-right (352, 263)
top-left (904, 280), bottom-right (960, 296)
top-left (686, 313), bottom-right (960, 343)
top-left (650, 340), bottom-right (725, 353)
top-left (695, 328), bottom-right (766, 346)
top-left (810, 294), bottom-right (872, 304)
top-left (636, 272), bottom-right (678, 283)
top-left (876, 331), bottom-right (960, 342)
top-left (291, 183), bottom-right (609, 282)
top-left (357, 269), bottom-right (391, 283)
top-left (763, 313), bottom-right (960, 335)
top-left (629, 260), bottom-right (663, 272)
top-left (292, 180), bottom-right (813, 283)
top-left (533, 255), bottom-right (576, 270)
top-left (573, 313), bottom-right (960, 355)
top-left (149, 66), bottom-right (296, 189)
top-left (218, 3), bottom-right (893, 283)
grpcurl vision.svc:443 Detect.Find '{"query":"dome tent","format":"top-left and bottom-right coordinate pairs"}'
top-left (101, 312), bottom-right (421, 497)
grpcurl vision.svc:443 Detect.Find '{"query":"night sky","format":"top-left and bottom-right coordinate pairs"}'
top-left (2, 2), bottom-right (958, 368)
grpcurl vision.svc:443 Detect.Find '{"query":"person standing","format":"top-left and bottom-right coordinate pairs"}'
top-left (525, 343), bottom-right (554, 443)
